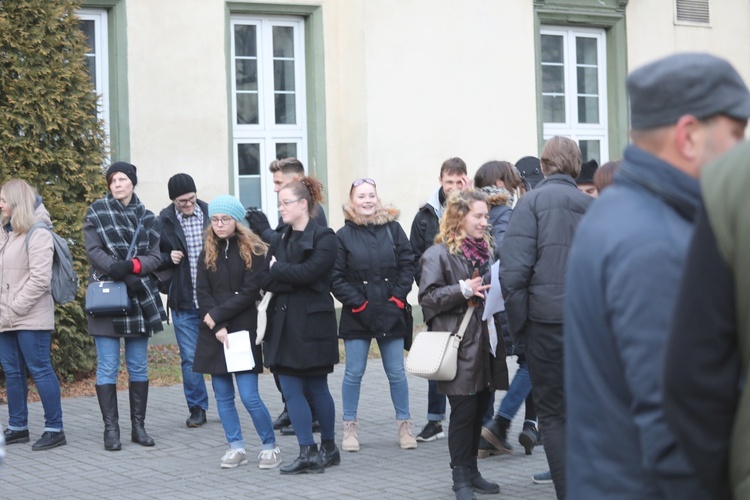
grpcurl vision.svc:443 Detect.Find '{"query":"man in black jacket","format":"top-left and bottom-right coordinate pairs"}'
top-left (156, 174), bottom-right (210, 427)
top-left (409, 157), bottom-right (470, 442)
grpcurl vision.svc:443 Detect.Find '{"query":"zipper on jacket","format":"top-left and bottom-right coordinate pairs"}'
top-left (223, 239), bottom-right (229, 260)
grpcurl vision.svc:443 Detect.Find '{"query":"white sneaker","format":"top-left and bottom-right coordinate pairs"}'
top-left (258, 447), bottom-right (282, 469)
top-left (220, 449), bottom-right (248, 469)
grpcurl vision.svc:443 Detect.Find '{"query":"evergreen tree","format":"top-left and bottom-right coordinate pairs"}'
top-left (0, 0), bottom-right (107, 378)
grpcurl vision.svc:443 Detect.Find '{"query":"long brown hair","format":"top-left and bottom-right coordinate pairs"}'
top-left (204, 223), bottom-right (268, 271)
top-left (435, 189), bottom-right (492, 255)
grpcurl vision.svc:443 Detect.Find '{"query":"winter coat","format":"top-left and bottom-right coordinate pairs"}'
top-left (261, 219), bottom-right (339, 376)
top-left (409, 188), bottom-right (442, 286)
top-left (565, 145), bottom-right (709, 499)
top-left (499, 173), bottom-right (593, 339)
top-left (193, 235), bottom-right (265, 375)
top-left (0, 203), bottom-right (54, 332)
top-left (418, 243), bottom-right (508, 396)
top-left (156, 200), bottom-right (210, 310)
top-left (331, 204), bottom-right (415, 340)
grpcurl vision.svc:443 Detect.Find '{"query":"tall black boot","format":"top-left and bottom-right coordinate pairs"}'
top-left (95, 384), bottom-right (121, 451)
top-left (280, 444), bottom-right (324, 475)
top-left (480, 416), bottom-right (512, 453)
top-left (452, 466), bottom-right (477, 500)
top-left (518, 420), bottom-right (539, 455)
top-left (319, 439), bottom-right (341, 468)
top-left (468, 465), bottom-right (500, 495)
top-left (129, 381), bottom-right (155, 446)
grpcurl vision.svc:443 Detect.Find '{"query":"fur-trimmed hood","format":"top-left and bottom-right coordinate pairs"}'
top-left (342, 203), bottom-right (399, 226)
top-left (479, 185), bottom-right (513, 207)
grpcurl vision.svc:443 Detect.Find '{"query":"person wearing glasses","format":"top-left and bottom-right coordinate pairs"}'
top-left (84, 162), bottom-right (167, 451)
top-left (331, 178), bottom-right (417, 453)
top-left (260, 176), bottom-right (340, 474)
top-left (192, 195), bottom-right (281, 470)
top-left (155, 174), bottom-right (211, 428)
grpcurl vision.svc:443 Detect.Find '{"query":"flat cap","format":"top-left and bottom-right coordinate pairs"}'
top-left (627, 52), bottom-right (750, 130)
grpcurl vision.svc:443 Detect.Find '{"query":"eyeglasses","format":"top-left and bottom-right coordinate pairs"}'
top-left (278, 198), bottom-right (302, 209)
top-left (352, 178), bottom-right (376, 188)
top-left (175, 195), bottom-right (196, 206)
top-left (210, 217), bottom-right (234, 226)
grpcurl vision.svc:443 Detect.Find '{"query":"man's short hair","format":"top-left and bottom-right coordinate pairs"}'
top-left (540, 136), bottom-right (582, 178)
top-left (440, 157), bottom-right (467, 178)
top-left (269, 157), bottom-right (305, 175)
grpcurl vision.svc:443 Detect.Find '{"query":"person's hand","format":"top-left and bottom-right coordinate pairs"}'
top-left (245, 208), bottom-right (271, 234)
top-left (122, 274), bottom-right (145, 294)
top-left (170, 250), bottom-right (184, 265)
top-left (204, 313), bottom-right (216, 329)
top-left (465, 275), bottom-right (490, 298)
top-left (215, 327), bottom-right (229, 348)
top-left (269, 256), bottom-right (277, 269)
top-left (108, 260), bottom-right (134, 280)
top-left (459, 175), bottom-right (473, 192)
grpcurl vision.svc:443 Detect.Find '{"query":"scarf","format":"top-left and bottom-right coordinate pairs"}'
top-left (461, 236), bottom-right (490, 267)
top-left (86, 193), bottom-right (166, 335)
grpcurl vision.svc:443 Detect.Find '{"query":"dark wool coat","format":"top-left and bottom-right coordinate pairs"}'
top-left (156, 200), bottom-right (210, 310)
top-left (193, 235), bottom-right (266, 375)
top-left (331, 204), bottom-right (414, 340)
top-left (261, 219), bottom-right (339, 376)
top-left (418, 243), bottom-right (508, 396)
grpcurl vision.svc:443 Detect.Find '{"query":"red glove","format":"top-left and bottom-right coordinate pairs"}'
top-left (131, 257), bottom-right (142, 274)
top-left (352, 301), bottom-right (368, 313)
top-left (389, 296), bottom-right (405, 309)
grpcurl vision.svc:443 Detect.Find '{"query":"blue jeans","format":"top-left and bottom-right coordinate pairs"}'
top-left (342, 337), bottom-right (410, 421)
top-left (0, 331), bottom-right (63, 432)
top-left (278, 374), bottom-right (335, 446)
top-left (211, 372), bottom-right (275, 450)
top-left (172, 308), bottom-right (208, 411)
top-left (427, 379), bottom-right (446, 421)
top-left (94, 336), bottom-right (149, 385)
top-left (483, 358), bottom-right (533, 424)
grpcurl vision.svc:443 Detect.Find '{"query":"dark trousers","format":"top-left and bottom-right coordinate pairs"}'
top-left (277, 374), bottom-right (335, 446)
top-left (274, 372), bottom-right (317, 418)
top-left (525, 321), bottom-right (566, 500)
top-left (447, 389), bottom-right (492, 468)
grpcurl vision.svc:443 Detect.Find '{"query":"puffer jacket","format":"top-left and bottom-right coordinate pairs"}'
top-left (0, 203), bottom-right (54, 331)
top-left (410, 188), bottom-right (442, 286)
top-left (499, 173), bottom-right (593, 339)
top-left (418, 243), bottom-right (508, 396)
top-left (331, 204), bottom-right (414, 340)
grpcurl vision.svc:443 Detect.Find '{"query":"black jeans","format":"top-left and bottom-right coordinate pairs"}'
top-left (447, 389), bottom-right (492, 468)
top-left (525, 321), bottom-right (566, 500)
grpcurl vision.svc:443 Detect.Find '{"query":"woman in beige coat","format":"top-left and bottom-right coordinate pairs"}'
top-left (0, 179), bottom-right (66, 451)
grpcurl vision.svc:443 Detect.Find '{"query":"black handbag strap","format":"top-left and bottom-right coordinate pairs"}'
top-left (125, 218), bottom-right (144, 260)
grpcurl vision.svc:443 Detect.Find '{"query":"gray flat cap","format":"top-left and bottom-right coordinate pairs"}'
top-left (627, 52), bottom-right (750, 130)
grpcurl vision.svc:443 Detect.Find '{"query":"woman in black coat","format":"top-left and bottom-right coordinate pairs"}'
top-left (261, 176), bottom-right (340, 474)
top-left (193, 195), bottom-right (279, 470)
top-left (331, 178), bottom-right (416, 452)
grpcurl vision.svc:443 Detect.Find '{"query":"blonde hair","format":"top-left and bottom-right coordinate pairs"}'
top-left (540, 136), bottom-right (582, 178)
top-left (204, 223), bottom-right (268, 271)
top-left (1, 179), bottom-right (39, 234)
top-left (435, 189), bottom-right (492, 255)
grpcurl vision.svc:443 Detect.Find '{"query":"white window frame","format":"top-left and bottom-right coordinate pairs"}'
top-left (541, 26), bottom-right (608, 163)
top-left (77, 9), bottom-right (110, 145)
top-left (230, 15), bottom-right (307, 222)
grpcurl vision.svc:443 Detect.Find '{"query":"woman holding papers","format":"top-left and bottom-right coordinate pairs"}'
top-left (193, 195), bottom-right (281, 470)
top-left (418, 189), bottom-right (508, 500)
top-left (261, 176), bottom-right (340, 475)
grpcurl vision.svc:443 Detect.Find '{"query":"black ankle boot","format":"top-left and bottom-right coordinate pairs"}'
top-left (129, 381), bottom-right (155, 446)
top-left (468, 465), bottom-right (500, 495)
top-left (518, 421), bottom-right (539, 455)
top-left (95, 384), bottom-right (121, 451)
top-left (319, 439), bottom-right (341, 468)
top-left (452, 466), bottom-right (477, 500)
top-left (280, 444), bottom-right (325, 474)
top-left (480, 416), bottom-right (512, 453)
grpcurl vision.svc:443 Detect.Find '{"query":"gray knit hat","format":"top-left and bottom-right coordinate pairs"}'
top-left (208, 194), bottom-right (245, 222)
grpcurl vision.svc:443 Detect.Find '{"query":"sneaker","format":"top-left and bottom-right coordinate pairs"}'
top-left (220, 449), bottom-right (248, 469)
top-left (186, 406), bottom-right (207, 428)
top-left (32, 431), bottom-right (66, 451)
top-left (416, 421), bottom-right (445, 442)
top-left (397, 420), bottom-right (418, 449)
top-left (258, 447), bottom-right (282, 469)
top-left (532, 470), bottom-right (553, 484)
top-left (4, 428), bottom-right (30, 444)
top-left (342, 420), bottom-right (360, 452)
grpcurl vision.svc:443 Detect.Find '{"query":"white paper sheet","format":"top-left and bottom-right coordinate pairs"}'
top-left (223, 330), bottom-right (255, 373)
top-left (482, 260), bottom-right (505, 320)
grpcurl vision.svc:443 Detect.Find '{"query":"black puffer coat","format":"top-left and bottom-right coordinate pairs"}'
top-left (331, 204), bottom-right (414, 340)
top-left (193, 235), bottom-right (265, 375)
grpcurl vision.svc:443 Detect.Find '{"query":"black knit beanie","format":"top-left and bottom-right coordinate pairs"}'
top-left (168, 173), bottom-right (197, 200)
top-left (106, 161), bottom-right (138, 187)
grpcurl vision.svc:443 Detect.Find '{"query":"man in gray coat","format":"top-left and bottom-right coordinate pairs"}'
top-left (499, 136), bottom-right (593, 499)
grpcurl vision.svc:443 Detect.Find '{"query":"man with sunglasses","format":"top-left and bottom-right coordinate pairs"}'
top-left (156, 173), bottom-right (211, 428)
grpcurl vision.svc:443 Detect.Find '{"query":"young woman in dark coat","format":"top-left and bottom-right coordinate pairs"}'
top-left (331, 178), bottom-right (416, 452)
top-left (193, 195), bottom-right (280, 470)
top-left (260, 177), bottom-right (340, 474)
